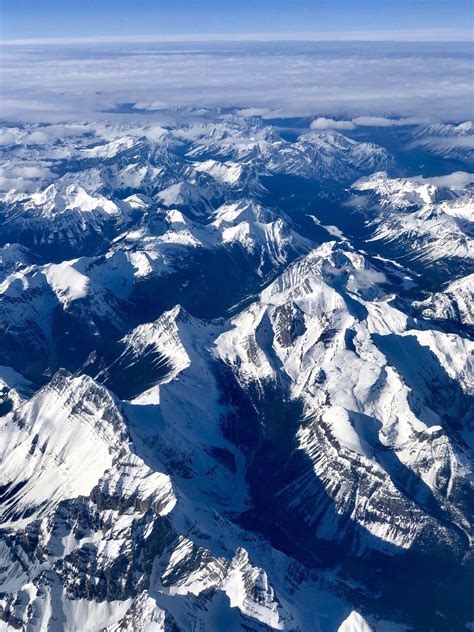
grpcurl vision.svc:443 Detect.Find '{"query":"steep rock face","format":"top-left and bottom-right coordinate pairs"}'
top-left (0, 371), bottom-right (128, 527)
top-left (95, 305), bottom-right (192, 400)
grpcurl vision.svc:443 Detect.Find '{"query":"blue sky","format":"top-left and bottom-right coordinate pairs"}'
top-left (1, 0), bottom-right (473, 42)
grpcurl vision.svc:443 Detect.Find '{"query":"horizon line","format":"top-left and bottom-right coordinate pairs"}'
top-left (1, 29), bottom-right (473, 46)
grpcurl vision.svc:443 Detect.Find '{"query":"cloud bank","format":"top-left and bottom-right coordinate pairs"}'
top-left (0, 41), bottom-right (473, 123)
top-left (421, 171), bottom-right (474, 188)
top-left (310, 117), bottom-right (355, 130)
top-left (2, 30), bottom-right (473, 45)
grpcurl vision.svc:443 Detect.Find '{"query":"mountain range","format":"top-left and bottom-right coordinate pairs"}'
top-left (0, 111), bottom-right (473, 632)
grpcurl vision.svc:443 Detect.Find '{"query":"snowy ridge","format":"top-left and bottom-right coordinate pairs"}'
top-left (352, 172), bottom-right (474, 265)
top-left (188, 129), bottom-right (393, 181)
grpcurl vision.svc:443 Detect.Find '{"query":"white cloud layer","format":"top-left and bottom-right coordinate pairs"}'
top-left (0, 41), bottom-right (473, 123)
top-left (0, 131), bottom-right (17, 145)
top-left (310, 117), bottom-right (355, 130)
top-left (351, 116), bottom-right (426, 127)
top-left (0, 162), bottom-right (55, 192)
top-left (2, 30), bottom-right (472, 45)
top-left (421, 171), bottom-right (474, 188)
top-left (309, 115), bottom-right (430, 129)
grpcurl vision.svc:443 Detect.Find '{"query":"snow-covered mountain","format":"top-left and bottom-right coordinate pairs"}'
top-left (188, 128), bottom-right (394, 181)
top-left (414, 273), bottom-right (474, 327)
top-left (411, 121), bottom-right (474, 160)
top-left (351, 171), bottom-right (474, 271)
top-left (215, 241), bottom-right (473, 557)
top-left (0, 112), bottom-right (473, 631)
top-left (0, 183), bottom-right (138, 260)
